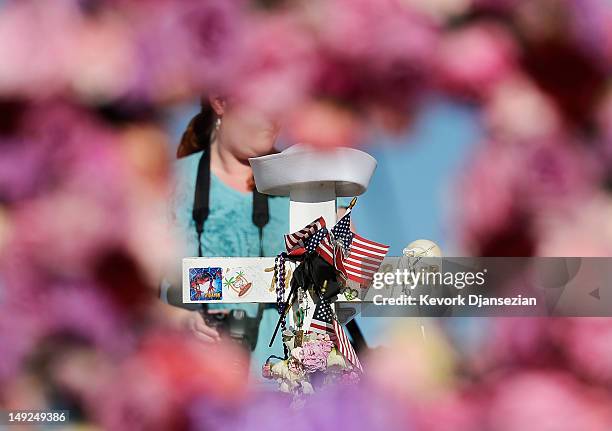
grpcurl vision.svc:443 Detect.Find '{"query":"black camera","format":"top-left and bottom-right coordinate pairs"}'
top-left (200, 305), bottom-right (263, 352)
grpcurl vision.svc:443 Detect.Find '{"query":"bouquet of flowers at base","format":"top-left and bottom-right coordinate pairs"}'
top-left (262, 330), bottom-right (360, 398)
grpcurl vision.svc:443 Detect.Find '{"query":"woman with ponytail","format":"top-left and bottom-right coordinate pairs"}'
top-left (164, 97), bottom-right (351, 381)
top-left (164, 97), bottom-right (289, 381)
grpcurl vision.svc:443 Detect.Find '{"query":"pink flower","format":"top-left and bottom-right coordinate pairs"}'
top-left (126, 0), bottom-right (246, 101)
top-left (287, 357), bottom-right (304, 376)
top-left (479, 318), bottom-right (559, 371)
top-left (538, 193), bottom-right (612, 256)
top-left (453, 141), bottom-right (535, 255)
top-left (596, 88), bottom-right (612, 164)
top-left (340, 371), bottom-right (360, 385)
top-left (316, 333), bottom-right (332, 342)
top-left (301, 339), bottom-right (333, 373)
top-left (512, 0), bottom-right (608, 126)
top-left (262, 362), bottom-right (273, 379)
top-left (454, 138), bottom-right (600, 255)
top-left (556, 318), bottom-right (612, 384)
top-left (484, 76), bottom-right (562, 142)
top-left (435, 23), bottom-right (518, 100)
top-left (228, 13), bottom-right (317, 118)
top-left (304, 0), bottom-right (439, 136)
top-left (487, 371), bottom-right (612, 431)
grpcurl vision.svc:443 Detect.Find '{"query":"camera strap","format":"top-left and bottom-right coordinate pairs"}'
top-left (193, 145), bottom-right (270, 259)
top-left (193, 144), bottom-right (269, 344)
top-left (192, 144), bottom-right (368, 353)
top-left (193, 144), bottom-right (211, 258)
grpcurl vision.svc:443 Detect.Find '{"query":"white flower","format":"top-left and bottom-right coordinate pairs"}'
top-left (327, 348), bottom-right (348, 370)
top-left (301, 381), bottom-right (314, 395)
top-left (291, 347), bottom-right (304, 362)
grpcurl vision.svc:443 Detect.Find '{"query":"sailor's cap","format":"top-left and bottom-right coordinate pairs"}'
top-left (249, 144), bottom-right (377, 197)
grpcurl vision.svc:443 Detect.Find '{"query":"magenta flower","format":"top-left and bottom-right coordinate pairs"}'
top-left (301, 339), bottom-right (334, 373)
top-left (556, 318), bottom-right (612, 385)
top-left (435, 23), bottom-right (518, 100)
top-left (309, 0), bottom-right (439, 120)
top-left (487, 371), bottom-right (612, 431)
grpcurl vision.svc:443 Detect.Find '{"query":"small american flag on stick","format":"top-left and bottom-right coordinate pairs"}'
top-left (309, 297), bottom-right (363, 372)
top-left (342, 233), bottom-right (389, 285)
top-left (334, 318), bottom-right (362, 372)
top-left (284, 217), bottom-right (326, 255)
top-left (309, 298), bottom-right (335, 335)
top-left (317, 207), bottom-right (389, 285)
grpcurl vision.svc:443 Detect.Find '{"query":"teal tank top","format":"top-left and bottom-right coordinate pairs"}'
top-left (170, 151), bottom-right (349, 382)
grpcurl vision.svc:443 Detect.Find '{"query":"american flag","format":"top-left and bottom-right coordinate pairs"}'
top-left (305, 226), bottom-right (330, 254)
top-left (309, 297), bottom-right (363, 372)
top-left (284, 217), bottom-right (326, 255)
top-left (333, 318), bottom-right (362, 372)
top-left (316, 209), bottom-right (351, 266)
top-left (318, 209), bottom-right (390, 285)
top-left (309, 298), bottom-right (335, 335)
top-left (342, 233), bottom-right (389, 285)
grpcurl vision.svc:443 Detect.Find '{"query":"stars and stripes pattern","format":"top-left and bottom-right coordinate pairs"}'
top-left (284, 217), bottom-right (326, 255)
top-left (282, 203), bottom-right (387, 372)
top-left (333, 318), bottom-right (362, 372)
top-left (316, 209), bottom-right (390, 285)
top-left (341, 234), bottom-right (389, 285)
top-left (316, 209), bottom-right (352, 267)
top-left (330, 207), bottom-right (353, 250)
top-left (309, 297), bottom-right (363, 372)
top-left (305, 226), bottom-right (330, 253)
top-left (309, 298), bottom-right (335, 335)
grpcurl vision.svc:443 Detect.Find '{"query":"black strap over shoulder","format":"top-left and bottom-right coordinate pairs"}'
top-left (252, 188), bottom-right (269, 257)
top-left (192, 144), bottom-right (270, 258)
top-left (193, 144), bottom-right (211, 258)
top-left (191, 141), bottom-right (369, 354)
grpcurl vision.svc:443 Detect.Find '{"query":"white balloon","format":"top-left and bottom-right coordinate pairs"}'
top-left (403, 239), bottom-right (442, 257)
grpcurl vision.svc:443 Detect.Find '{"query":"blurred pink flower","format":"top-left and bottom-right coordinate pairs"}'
top-left (366, 322), bottom-right (456, 402)
top-left (227, 13), bottom-right (317, 118)
top-left (435, 23), bottom-right (518, 100)
top-left (478, 318), bottom-right (560, 371)
top-left (0, 101), bottom-right (116, 202)
top-left (538, 193), bottom-right (612, 256)
top-left (0, 2), bottom-right (77, 98)
top-left (0, 308), bottom-right (40, 383)
top-left (401, 0), bottom-right (472, 24)
top-left (515, 0), bottom-right (609, 127)
top-left (596, 87), bottom-right (612, 163)
top-left (555, 318), bottom-right (612, 385)
top-left (310, 0), bottom-right (437, 66)
top-left (9, 191), bottom-right (125, 276)
top-left (454, 141), bottom-right (534, 255)
top-left (0, 0), bottom-right (246, 103)
top-left (565, 0), bottom-right (612, 70)
top-left (455, 139), bottom-right (600, 255)
top-left (0, 280), bottom-right (133, 387)
top-left (301, 339), bottom-right (333, 373)
top-left (191, 382), bottom-right (407, 431)
top-left (91, 332), bottom-right (248, 431)
top-left (487, 371), bottom-right (612, 431)
top-left (125, 0), bottom-right (246, 102)
top-left (484, 76), bottom-right (562, 142)
top-left (518, 140), bottom-right (600, 211)
top-left (415, 391), bottom-right (482, 431)
top-left (307, 0), bottom-right (439, 122)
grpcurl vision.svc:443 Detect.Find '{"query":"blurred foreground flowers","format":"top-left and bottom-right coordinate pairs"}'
top-left (1, 0), bottom-right (612, 430)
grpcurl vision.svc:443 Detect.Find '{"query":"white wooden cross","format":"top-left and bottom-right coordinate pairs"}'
top-left (181, 145), bottom-right (439, 327)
